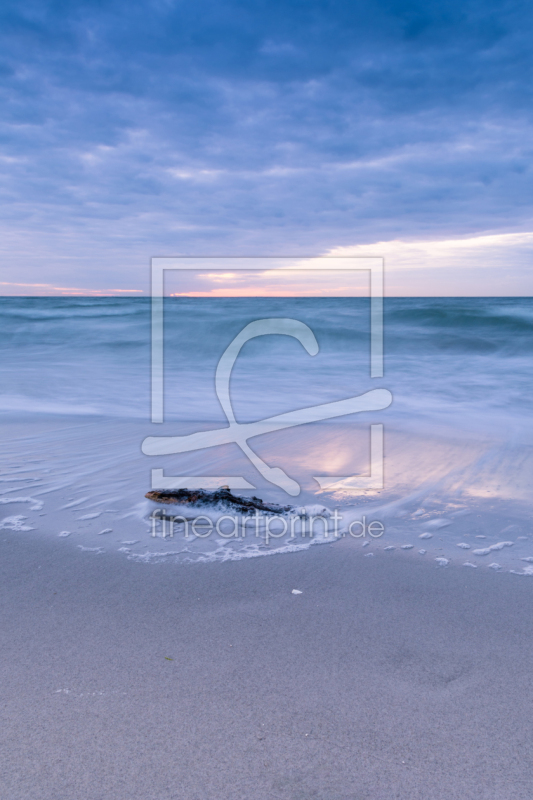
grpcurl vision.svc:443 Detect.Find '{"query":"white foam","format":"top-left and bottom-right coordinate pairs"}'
top-left (128, 550), bottom-right (184, 562)
top-left (364, 552), bottom-right (374, 557)
top-left (435, 557), bottom-right (449, 566)
top-left (473, 541), bottom-right (513, 555)
top-left (488, 563), bottom-right (502, 570)
top-left (291, 589), bottom-right (302, 595)
top-left (97, 528), bottom-right (113, 535)
top-left (78, 512), bottom-right (102, 520)
top-left (510, 566), bottom-right (533, 576)
top-left (419, 532), bottom-right (433, 539)
top-left (384, 546), bottom-right (395, 551)
top-left (456, 543), bottom-right (471, 549)
top-left (0, 515), bottom-right (34, 531)
top-left (0, 496), bottom-right (43, 511)
top-left (521, 557), bottom-right (533, 563)
top-left (463, 562), bottom-right (477, 568)
top-left (133, 536), bottom-right (318, 564)
top-left (58, 531), bottom-right (71, 537)
top-left (401, 544), bottom-right (414, 550)
top-left (77, 545), bottom-right (104, 554)
top-left (418, 549), bottom-right (427, 555)
top-left (301, 504), bottom-right (332, 518)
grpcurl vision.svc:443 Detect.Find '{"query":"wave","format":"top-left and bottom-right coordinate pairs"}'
top-left (0, 394), bottom-right (102, 417)
top-left (1, 297), bottom-right (533, 434)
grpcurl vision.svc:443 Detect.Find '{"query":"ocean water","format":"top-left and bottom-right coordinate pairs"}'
top-left (2, 296), bottom-right (533, 573)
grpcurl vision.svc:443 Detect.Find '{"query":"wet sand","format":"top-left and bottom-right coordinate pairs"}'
top-left (1, 530), bottom-right (532, 799)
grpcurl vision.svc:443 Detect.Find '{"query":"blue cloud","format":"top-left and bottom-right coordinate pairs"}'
top-left (0, 0), bottom-right (531, 288)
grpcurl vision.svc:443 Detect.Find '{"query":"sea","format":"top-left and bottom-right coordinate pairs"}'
top-left (2, 296), bottom-right (533, 573)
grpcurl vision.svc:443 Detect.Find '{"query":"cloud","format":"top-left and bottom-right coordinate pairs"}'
top-left (0, 0), bottom-right (531, 291)
top-left (329, 231), bottom-right (533, 294)
top-left (330, 231), bottom-right (533, 269)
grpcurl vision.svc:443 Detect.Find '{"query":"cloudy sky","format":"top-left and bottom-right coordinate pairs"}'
top-left (0, 0), bottom-right (531, 295)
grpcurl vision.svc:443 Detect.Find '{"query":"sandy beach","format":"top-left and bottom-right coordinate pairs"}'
top-left (1, 528), bottom-right (532, 800)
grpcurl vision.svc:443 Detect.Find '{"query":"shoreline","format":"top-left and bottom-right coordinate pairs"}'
top-left (1, 529), bottom-right (532, 799)
top-left (3, 411), bottom-right (533, 572)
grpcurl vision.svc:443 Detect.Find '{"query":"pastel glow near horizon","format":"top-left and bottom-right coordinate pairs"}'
top-left (0, 282), bottom-right (144, 296)
top-left (0, 1), bottom-right (531, 295)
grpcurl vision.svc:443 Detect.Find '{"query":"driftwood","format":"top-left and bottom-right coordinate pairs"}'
top-left (145, 487), bottom-right (293, 515)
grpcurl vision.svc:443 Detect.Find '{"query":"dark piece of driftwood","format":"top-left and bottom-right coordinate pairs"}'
top-left (145, 487), bottom-right (293, 515)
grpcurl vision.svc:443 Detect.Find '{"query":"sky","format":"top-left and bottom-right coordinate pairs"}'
top-left (0, 0), bottom-right (532, 295)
